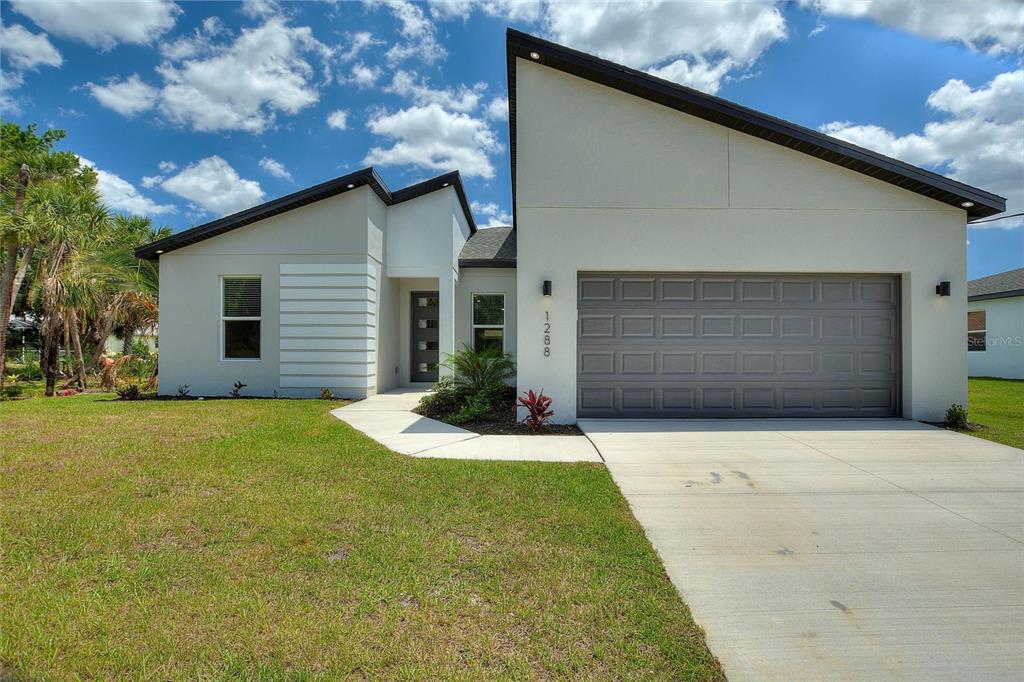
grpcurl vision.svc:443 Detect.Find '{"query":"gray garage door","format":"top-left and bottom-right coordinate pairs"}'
top-left (577, 273), bottom-right (900, 418)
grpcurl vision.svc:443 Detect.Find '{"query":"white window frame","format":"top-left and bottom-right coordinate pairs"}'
top-left (221, 275), bottom-right (262, 362)
top-left (967, 309), bottom-right (987, 353)
top-left (471, 292), bottom-right (505, 352)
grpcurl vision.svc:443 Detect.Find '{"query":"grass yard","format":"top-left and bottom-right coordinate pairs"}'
top-left (0, 395), bottom-right (722, 680)
top-left (967, 377), bottom-right (1024, 449)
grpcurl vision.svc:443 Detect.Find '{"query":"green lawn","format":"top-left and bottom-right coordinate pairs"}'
top-left (0, 395), bottom-right (722, 680)
top-left (967, 377), bottom-right (1024, 449)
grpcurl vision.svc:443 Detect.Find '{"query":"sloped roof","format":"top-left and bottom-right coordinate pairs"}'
top-left (459, 226), bottom-right (515, 267)
top-left (136, 168), bottom-right (475, 259)
top-left (505, 29), bottom-right (1006, 224)
top-left (968, 267), bottom-right (1024, 301)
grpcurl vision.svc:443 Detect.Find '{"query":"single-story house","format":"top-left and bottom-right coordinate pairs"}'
top-left (967, 267), bottom-right (1024, 379)
top-left (138, 30), bottom-right (1006, 422)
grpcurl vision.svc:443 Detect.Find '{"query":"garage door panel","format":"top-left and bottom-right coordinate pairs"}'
top-left (578, 273), bottom-right (900, 418)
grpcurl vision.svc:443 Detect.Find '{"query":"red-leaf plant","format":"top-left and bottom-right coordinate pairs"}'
top-left (517, 389), bottom-right (554, 432)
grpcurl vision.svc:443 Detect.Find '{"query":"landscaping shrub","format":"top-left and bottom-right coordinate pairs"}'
top-left (518, 389), bottom-right (554, 432)
top-left (176, 384), bottom-right (191, 399)
top-left (441, 344), bottom-right (515, 399)
top-left (3, 384), bottom-right (25, 400)
top-left (450, 392), bottom-right (494, 424)
top-left (320, 387), bottom-right (335, 400)
top-left (117, 383), bottom-right (142, 401)
top-left (229, 381), bottom-right (247, 398)
top-left (12, 357), bottom-right (43, 381)
top-left (945, 403), bottom-right (969, 429)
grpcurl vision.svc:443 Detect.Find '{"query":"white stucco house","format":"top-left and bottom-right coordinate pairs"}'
top-left (967, 268), bottom-right (1024, 379)
top-left (138, 30), bottom-right (1006, 422)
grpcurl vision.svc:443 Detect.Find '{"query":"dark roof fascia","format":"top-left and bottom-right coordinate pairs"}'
top-left (459, 259), bottom-right (516, 268)
top-left (968, 289), bottom-right (1024, 302)
top-left (505, 28), bottom-right (1006, 221)
top-left (136, 168), bottom-right (476, 260)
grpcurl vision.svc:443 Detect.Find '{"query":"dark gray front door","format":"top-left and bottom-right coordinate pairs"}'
top-left (411, 291), bottom-right (439, 383)
top-left (577, 273), bottom-right (900, 418)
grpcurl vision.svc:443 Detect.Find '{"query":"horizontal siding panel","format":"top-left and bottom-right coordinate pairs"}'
top-left (280, 275), bottom-right (377, 288)
top-left (280, 375), bottom-right (375, 389)
top-left (280, 300), bottom-right (375, 314)
top-left (280, 350), bottom-right (375, 364)
top-left (280, 363), bottom-right (373, 375)
top-left (280, 287), bottom-right (376, 302)
top-left (280, 312), bottom-right (375, 326)
top-left (280, 326), bottom-right (373, 338)
top-left (280, 338), bottom-right (374, 351)
top-left (280, 264), bottom-right (376, 277)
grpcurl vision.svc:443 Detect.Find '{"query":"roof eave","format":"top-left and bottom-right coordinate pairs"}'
top-left (505, 28), bottom-right (1006, 221)
top-left (968, 289), bottom-right (1024, 302)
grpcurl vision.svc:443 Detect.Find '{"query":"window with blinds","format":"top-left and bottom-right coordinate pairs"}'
top-left (223, 276), bottom-right (261, 359)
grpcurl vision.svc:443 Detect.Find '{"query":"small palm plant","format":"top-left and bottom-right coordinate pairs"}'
top-left (440, 343), bottom-right (515, 398)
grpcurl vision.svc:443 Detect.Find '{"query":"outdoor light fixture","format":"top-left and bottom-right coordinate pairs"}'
top-left (529, 51), bottom-right (540, 60)
top-left (346, 183), bottom-right (355, 189)
top-left (936, 281), bottom-right (951, 296)
top-left (443, 182), bottom-right (449, 187)
top-left (961, 201), bottom-right (975, 208)
top-left (543, 280), bottom-right (552, 296)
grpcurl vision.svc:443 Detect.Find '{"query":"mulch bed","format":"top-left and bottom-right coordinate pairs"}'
top-left (414, 394), bottom-right (583, 436)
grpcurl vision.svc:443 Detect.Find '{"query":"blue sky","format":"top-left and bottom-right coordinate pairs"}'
top-left (2, 0), bottom-right (1021, 279)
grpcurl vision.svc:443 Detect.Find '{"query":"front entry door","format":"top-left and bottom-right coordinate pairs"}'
top-left (411, 291), bottom-right (440, 383)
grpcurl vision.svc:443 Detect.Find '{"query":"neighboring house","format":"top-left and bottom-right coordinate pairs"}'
top-left (967, 268), bottom-right (1024, 379)
top-left (138, 30), bottom-right (1005, 422)
top-left (103, 330), bottom-right (159, 356)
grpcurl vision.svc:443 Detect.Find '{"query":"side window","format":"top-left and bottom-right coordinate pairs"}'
top-left (223, 277), bottom-right (261, 359)
top-left (472, 294), bottom-right (505, 353)
top-left (967, 310), bottom-right (986, 352)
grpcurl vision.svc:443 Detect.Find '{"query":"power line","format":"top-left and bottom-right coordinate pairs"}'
top-left (968, 212), bottom-right (1024, 225)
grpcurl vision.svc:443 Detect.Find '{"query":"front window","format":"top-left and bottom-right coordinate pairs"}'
top-left (223, 276), bottom-right (261, 359)
top-left (967, 310), bottom-right (986, 352)
top-left (472, 293), bottom-right (505, 353)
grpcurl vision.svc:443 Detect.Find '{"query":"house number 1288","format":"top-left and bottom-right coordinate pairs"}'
top-left (543, 311), bottom-right (551, 357)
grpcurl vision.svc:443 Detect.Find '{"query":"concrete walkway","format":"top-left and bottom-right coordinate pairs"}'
top-left (579, 418), bottom-right (1024, 681)
top-left (331, 389), bottom-right (601, 462)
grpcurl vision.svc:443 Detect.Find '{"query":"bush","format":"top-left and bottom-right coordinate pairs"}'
top-left (320, 387), bottom-right (335, 400)
top-left (12, 357), bottom-right (43, 380)
top-left (117, 383), bottom-right (142, 401)
top-left (229, 381), bottom-right (246, 398)
top-left (945, 403), bottom-right (969, 429)
top-left (518, 389), bottom-right (554, 432)
top-left (449, 392), bottom-right (494, 425)
top-left (176, 384), bottom-right (191, 399)
top-left (442, 344), bottom-right (515, 400)
top-left (2, 384), bottom-right (25, 400)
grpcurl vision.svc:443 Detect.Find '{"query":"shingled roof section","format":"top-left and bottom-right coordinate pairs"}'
top-left (459, 226), bottom-right (516, 268)
top-left (968, 267), bottom-right (1024, 301)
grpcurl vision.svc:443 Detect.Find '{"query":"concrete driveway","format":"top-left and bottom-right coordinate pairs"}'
top-left (579, 419), bottom-right (1024, 681)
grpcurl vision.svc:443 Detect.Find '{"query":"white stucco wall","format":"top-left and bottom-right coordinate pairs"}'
top-left (968, 296), bottom-right (1024, 379)
top-left (514, 58), bottom-right (968, 423)
top-left (158, 184), bottom-right (471, 398)
top-left (455, 268), bottom-right (518, 362)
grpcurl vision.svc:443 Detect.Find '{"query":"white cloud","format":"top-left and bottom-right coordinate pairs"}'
top-left (385, 70), bottom-right (486, 113)
top-left (820, 70), bottom-right (1023, 228)
top-left (327, 109), bottom-right (349, 130)
top-left (259, 156), bottom-right (293, 181)
top-left (376, 0), bottom-right (446, 64)
top-left (161, 156), bottom-right (265, 216)
top-left (77, 156), bottom-right (176, 216)
top-left (10, 0), bottom-right (180, 49)
top-left (341, 31), bottom-right (380, 61)
top-left (159, 15), bottom-right (226, 60)
top-left (86, 74), bottom-right (158, 117)
top-left (349, 62), bottom-right (381, 88)
top-left (0, 24), bottom-right (62, 72)
top-left (539, 1), bottom-right (786, 94)
top-left (241, 0), bottom-right (281, 19)
top-left (800, 0), bottom-right (1024, 54)
top-left (141, 175), bottom-right (162, 189)
top-left (471, 200), bottom-right (512, 227)
top-left (485, 96), bottom-right (508, 121)
top-left (156, 17), bottom-right (332, 133)
top-left (430, 0), bottom-right (542, 22)
top-left (364, 103), bottom-right (502, 179)
top-left (158, 161), bottom-right (177, 173)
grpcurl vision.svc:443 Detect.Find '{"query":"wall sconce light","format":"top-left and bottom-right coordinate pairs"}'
top-left (936, 281), bottom-right (951, 296)
top-left (542, 280), bottom-right (552, 297)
